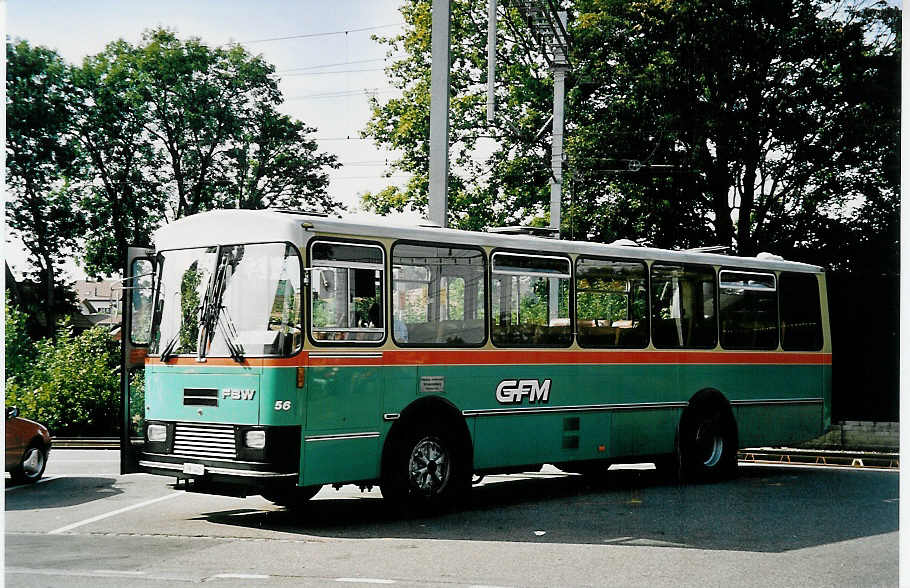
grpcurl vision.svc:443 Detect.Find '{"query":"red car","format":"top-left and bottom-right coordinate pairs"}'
top-left (5, 407), bottom-right (51, 483)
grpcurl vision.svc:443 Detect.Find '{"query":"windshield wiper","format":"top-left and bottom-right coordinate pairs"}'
top-left (198, 246), bottom-right (247, 362)
top-left (197, 247), bottom-right (226, 360)
top-left (218, 306), bottom-right (245, 363)
top-left (159, 333), bottom-right (180, 362)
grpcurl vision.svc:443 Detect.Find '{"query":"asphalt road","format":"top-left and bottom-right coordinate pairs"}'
top-left (4, 450), bottom-right (899, 587)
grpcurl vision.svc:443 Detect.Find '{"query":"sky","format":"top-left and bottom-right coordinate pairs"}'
top-left (5, 0), bottom-right (411, 280)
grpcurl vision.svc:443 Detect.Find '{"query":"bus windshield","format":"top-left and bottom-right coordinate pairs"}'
top-left (149, 242), bottom-right (302, 358)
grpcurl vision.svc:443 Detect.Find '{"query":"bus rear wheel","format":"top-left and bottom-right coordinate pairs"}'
top-left (678, 404), bottom-right (738, 482)
top-left (381, 424), bottom-right (468, 513)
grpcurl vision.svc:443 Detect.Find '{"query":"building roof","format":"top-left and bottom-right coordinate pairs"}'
top-left (72, 278), bottom-right (119, 301)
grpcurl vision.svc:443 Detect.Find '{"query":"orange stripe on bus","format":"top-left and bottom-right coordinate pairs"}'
top-left (148, 350), bottom-right (831, 368)
top-left (312, 350), bottom-right (832, 367)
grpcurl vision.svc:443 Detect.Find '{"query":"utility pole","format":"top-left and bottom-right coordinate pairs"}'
top-left (511, 3), bottom-right (570, 236)
top-left (486, 0), bottom-right (498, 125)
top-left (548, 10), bottom-right (568, 236)
top-left (550, 32), bottom-right (567, 236)
top-left (428, 0), bottom-right (451, 228)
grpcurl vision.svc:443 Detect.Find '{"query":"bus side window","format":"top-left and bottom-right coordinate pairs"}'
top-left (719, 270), bottom-right (778, 350)
top-left (779, 272), bottom-right (823, 351)
top-left (650, 264), bottom-right (717, 349)
top-left (310, 241), bottom-right (385, 344)
top-left (391, 242), bottom-right (486, 346)
top-left (491, 253), bottom-right (571, 347)
top-left (575, 257), bottom-right (649, 348)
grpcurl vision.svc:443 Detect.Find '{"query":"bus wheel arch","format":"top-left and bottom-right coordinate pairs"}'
top-left (380, 396), bottom-right (473, 511)
top-left (677, 388), bottom-right (739, 482)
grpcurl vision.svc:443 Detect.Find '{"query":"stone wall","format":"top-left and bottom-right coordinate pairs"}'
top-left (798, 421), bottom-right (899, 452)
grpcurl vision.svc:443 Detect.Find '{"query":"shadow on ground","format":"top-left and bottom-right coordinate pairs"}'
top-left (5, 477), bottom-right (123, 510)
top-left (196, 465), bottom-right (898, 553)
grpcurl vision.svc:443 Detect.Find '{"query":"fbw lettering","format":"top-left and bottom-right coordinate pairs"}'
top-left (495, 379), bottom-right (551, 404)
top-left (222, 388), bottom-right (256, 400)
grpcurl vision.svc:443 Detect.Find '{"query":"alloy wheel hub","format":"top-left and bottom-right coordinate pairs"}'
top-left (408, 438), bottom-right (450, 494)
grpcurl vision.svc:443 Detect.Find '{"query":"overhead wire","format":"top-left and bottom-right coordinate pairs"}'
top-left (278, 58), bottom-right (386, 73)
top-left (242, 23), bottom-right (404, 44)
top-left (286, 88), bottom-right (396, 101)
top-left (281, 68), bottom-right (385, 77)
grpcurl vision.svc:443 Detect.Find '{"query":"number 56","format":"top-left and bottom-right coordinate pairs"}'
top-left (274, 400), bottom-right (292, 411)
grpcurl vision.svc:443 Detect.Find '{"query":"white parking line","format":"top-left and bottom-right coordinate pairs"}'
top-left (211, 574), bottom-right (271, 579)
top-left (48, 491), bottom-right (184, 535)
top-left (335, 579), bottom-right (397, 585)
top-left (5, 476), bottom-right (57, 491)
top-left (92, 569), bottom-right (146, 576)
top-left (6, 567), bottom-right (198, 583)
top-left (8, 567), bottom-right (147, 578)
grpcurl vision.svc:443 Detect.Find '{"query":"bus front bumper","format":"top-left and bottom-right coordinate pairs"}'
top-left (137, 422), bottom-right (302, 496)
top-left (139, 452), bottom-right (298, 495)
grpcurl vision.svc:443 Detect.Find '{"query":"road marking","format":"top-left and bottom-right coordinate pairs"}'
top-left (48, 491), bottom-right (183, 535)
top-left (92, 570), bottom-right (146, 576)
top-left (8, 567), bottom-right (147, 578)
top-left (211, 574), bottom-right (271, 579)
top-left (5, 475), bottom-right (57, 491)
top-left (335, 578), bottom-right (397, 584)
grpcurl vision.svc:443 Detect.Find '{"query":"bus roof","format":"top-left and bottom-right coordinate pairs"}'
top-left (153, 209), bottom-right (823, 273)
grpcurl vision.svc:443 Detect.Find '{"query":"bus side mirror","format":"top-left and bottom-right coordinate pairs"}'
top-left (7, 406), bottom-right (19, 419)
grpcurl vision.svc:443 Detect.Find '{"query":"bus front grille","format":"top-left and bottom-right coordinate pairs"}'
top-left (173, 422), bottom-right (237, 460)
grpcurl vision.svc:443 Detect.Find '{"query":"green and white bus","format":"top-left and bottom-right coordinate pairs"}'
top-left (121, 209), bottom-right (831, 509)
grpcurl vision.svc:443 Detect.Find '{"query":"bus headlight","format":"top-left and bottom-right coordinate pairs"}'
top-left (244, 430), bottom-right (266, 449)
top-left (147, 424), bottom-right (167, 442)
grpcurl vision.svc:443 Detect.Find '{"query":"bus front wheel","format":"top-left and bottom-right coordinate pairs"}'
top-left (381, 424), bottom-right (468, 512)
top-left (678, 403), bottom-right (738, 482)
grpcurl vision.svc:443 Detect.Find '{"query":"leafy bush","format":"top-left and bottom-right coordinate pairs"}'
top-left (129, 368), bottom-right (145, 436)
top-left (5, 319), bottom-right (120, 436)
top-left (5, 293), bottom-right (37, 385)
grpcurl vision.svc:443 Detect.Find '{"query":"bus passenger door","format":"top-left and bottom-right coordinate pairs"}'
top-left (120, 247), bottom-right (155, 474)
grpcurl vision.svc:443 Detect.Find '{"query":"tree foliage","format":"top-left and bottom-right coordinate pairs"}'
top-left (5, 293), bottom-right (37, 386)
top-left (68, 28), bottom-right (343, 275)
top-left (7, 29), bottom-right (344, 279)
top-left (6, 40), bottom-right (86, 337)
top-left (69, 39), bottom-right (164, 277)
top-left (7, 273), bottom-right (79, 342)
top-left (5, 319), bottom-right (120, 436)
top-left (364, 0), bottom-right (555, 230)
top-left (363, 0), bottom-right (899, 272)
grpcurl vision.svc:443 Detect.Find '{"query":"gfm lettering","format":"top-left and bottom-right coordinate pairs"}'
top-left (495, 379), bottom-right (551, 404)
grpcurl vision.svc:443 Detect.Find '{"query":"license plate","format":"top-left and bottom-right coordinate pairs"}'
top-left (182, 463), bottom-right (205, 476)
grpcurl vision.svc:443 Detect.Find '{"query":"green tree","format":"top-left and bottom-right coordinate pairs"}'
top-left (6, 40), bottom-right (85, 337)
top-left (71, 28), bottom-right (344, 275)
top-left (363, 0), bottom-right (899, 271)
top-left (5, 293), bottom-right (36, 385)
top-left (569, 0), bottom-right (899, 262)
top-left (132, 28), bottom-right (343, 220)
top-left (219, 107), bottom-right (341, 210)
top-left (5, 276), bottom-right (79, 345)
top-left (361, 0), bottom-right (557, 230)
top-left (69, 40), bottom-right (164, 276)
